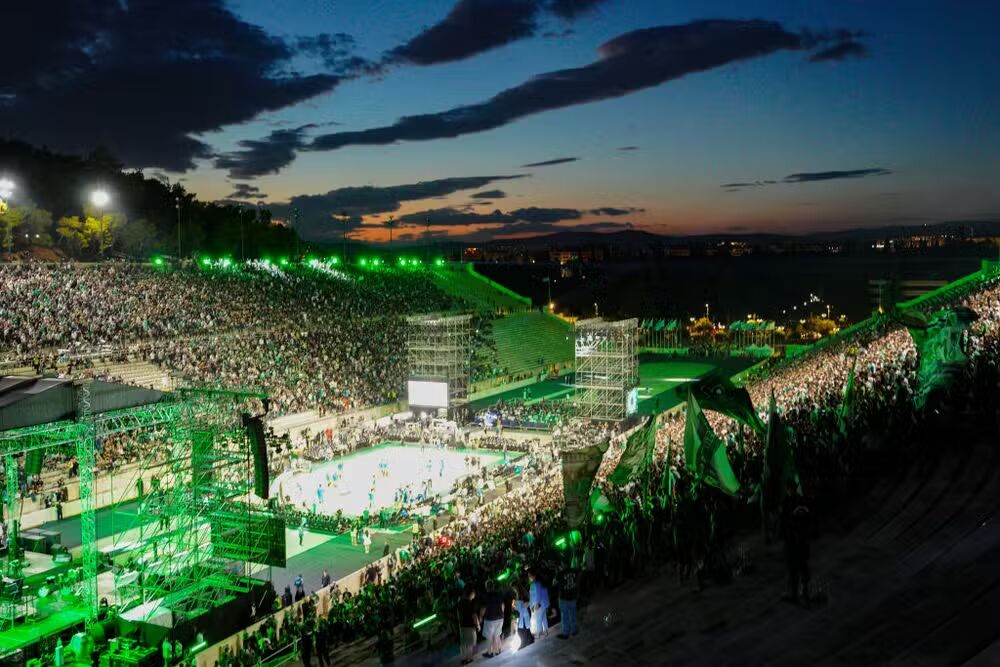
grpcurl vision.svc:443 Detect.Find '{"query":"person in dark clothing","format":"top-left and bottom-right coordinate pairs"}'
top-left (479, 580), bottom-right (505, 658)
top-left (300, 624), bottom-right (314, 667)
top-left (314, 621), bottom-right (330, 667)
top-left (281, 586), bottom-right (293, 608)
top-left (556, 559), bottom-right (580, 638)
top-left (781, 480), bottom-right (811, 604)
top-left (458, 588), bottom-right (479, 665)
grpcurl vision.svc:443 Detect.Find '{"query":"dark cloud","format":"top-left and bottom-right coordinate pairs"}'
top-left (386, 0), bottom-right (539, 66)
top-left (547, 0), bottom-right (608, 20)
top-left (308, 20), bottom-right (854, 156)
top-left (809, 40), bottom-right (868, 63)
top-left (271, 175), bottom-right (528, 240)
top-left (296, 33), bottom-right (381, 76)
top-left (521, 157), bottom-right (579, 167)
top-left (723, 169), bottom-right (890, 189)
top-left (618, 145), bottom-right (639, 151)
top-left (397, 206), bottom-right (582, 227)
top-left (384, 0), bottom-right (610, 67)
top-left (470, 190), bottom-right (506, 199)
top-left (0, 1), bottom-right (341, 171)
top-left (589, 206), bottom-right (643, 216)
top-left (214, 125), bottom-right (316, 179)
top-left (783, 168), bottom-right (891, 183)
top-left (227, 183), bottom-right (268, 200)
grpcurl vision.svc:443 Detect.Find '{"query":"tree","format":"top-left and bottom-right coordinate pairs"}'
top-left (56, 216), bottom-right (86, 256)
top-left (16, 205), bottom-right (54, 248)
top-left (118, 217), bottom-right (157, 256)
top-left (0, 204), bottom-right (26, 252)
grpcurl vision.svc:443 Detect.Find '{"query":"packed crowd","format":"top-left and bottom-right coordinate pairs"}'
top-left (0, 261), bottom-right (469, 417)
top-left (215, 273), bottom-right (1000, 666)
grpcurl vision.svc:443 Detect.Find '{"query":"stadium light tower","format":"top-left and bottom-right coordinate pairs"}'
top-left (91, 189), bottom-right (111, 257)
top-left (0, 178), bottom-right (13, 216)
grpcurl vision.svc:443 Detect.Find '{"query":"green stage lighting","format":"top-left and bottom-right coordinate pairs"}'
top-left (221, 258), bottom-right (232, 268)
top-left (373, 258), bottom-right (382, 266)
top-left (359, 258), bottom-right (368, 266)
top-left (152, 257), bottom-right (164, 266)
top-left (262, 258), bottom-right (271, 266)
top-left (279, 257), bottom-right (289, 266)
top-left (398, 257), bottom-right (407, 266)
top-left (554, 536), bottom-right (567, 549)
top-left (330, 256), bottom-right (340, 265)
top-left (200, 257), bottom-right (212, 266)
top-left (435, 258), bottom-right (445, 266)
top-left (307, 257), bottom-right (319, 267)
top-left (413, 614), bottom-right (437, 629)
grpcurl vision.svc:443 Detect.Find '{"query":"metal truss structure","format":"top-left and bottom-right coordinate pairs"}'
top-left (106, 388), bottom-right (274, 623)
top-left (406, 313), bottom-right (473, 407)
top-left (573, 318), bottom-right (639, 422)
top-left (0, 385), bottom-right (273, 630)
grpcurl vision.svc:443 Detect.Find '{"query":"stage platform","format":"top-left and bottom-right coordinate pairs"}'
top-left (469, 355), bottom-right (758, 416)
top-left (0, 600), bottom-right (87, 654)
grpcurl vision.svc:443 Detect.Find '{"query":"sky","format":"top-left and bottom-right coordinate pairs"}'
top-left (2, 0), bottom-right (998, 243)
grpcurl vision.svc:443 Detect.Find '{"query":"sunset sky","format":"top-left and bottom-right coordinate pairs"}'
top-left (4, 1), bottom-right (998, 242)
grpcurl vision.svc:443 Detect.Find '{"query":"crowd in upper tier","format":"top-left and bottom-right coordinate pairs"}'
top-left (0, 261), bottom-right (500, 416)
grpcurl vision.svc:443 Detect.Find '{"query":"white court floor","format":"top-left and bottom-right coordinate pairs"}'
top-left (271, 443), bottom-right (512, 517)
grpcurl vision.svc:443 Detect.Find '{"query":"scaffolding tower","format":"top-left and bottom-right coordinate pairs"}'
top-left (106, 388), bottom-right (279, 622)
top-left (406, 313), bottom-right (473, 408)
top-left (574, 317), bottom-right (639, 421)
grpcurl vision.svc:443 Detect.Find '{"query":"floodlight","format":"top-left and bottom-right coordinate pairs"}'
top-left (91, 189), bottom-right (110, 208)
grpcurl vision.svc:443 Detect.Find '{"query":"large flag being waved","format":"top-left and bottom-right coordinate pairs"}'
top-left (609, 416), bottom-right (657, 486)
top-left (684, 391), bottom-right (741, 496)
top-left (904, 306), bottom-right (978, 409)
top-left (763, 390), bottom-right (798, 508)
top-left (691, 367), bottom-right (765, 435)
top-left (561, 440), bottom-right (610, 528)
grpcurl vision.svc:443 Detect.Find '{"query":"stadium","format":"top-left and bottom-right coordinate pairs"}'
top-left (1, 2), bottom-right (999, 665)
top-left (0, 251), bottom-right (998, 667)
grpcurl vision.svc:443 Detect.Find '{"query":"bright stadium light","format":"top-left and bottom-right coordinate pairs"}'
top-left (90, 189), bottom-right (110, 208)
top-left (0, 177), bottom-right (14, 200)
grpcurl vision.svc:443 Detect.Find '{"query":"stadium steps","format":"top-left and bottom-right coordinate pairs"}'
top-left (489, 311), bottom-right (574, 375)
top-left (430, 437), bottom-right (1000, 666)
top-left (429, 266), bottom-right (528, 314)
top-left (91, 360), bottom-right (171, 390)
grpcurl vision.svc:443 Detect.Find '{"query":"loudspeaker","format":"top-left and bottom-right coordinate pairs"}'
top-left (24, 450), bottom-right (43, 477)
top-left (243, 414), bottom-right (269, 499)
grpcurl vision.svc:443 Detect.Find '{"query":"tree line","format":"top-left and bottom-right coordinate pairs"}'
top-left (0, 140), bottom-right (298, 259)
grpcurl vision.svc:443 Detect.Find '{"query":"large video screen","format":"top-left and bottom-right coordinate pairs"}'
top-left (408, 380), bottom-right (449, 408)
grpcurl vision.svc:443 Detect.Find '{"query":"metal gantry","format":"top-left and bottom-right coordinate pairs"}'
top-left (406, 313), bottom-right (473, 407)
top-left (573, 318), bottom-right (639, 421)
top-left (0, 386), bottom-right (273, 633)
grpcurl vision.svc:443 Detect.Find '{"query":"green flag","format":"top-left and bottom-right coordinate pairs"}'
top-left (561, 440), bottom-right (610, 528)
top-left (609, 417), bottom-right (657, 486)
top-left (837, 357), bottom-right (857, 436)
top-left (691, 367), bottom-right (765, 434)
top-left (684, 391), bottom-right (741, 496)
top-left (905, 306), bottom-right (978, 409)
top-left (762, 390), bottom-right (798, 509)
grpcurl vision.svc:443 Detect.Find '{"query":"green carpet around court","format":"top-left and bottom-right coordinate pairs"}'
top-left (470, 356), bottom-right (759, 416)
